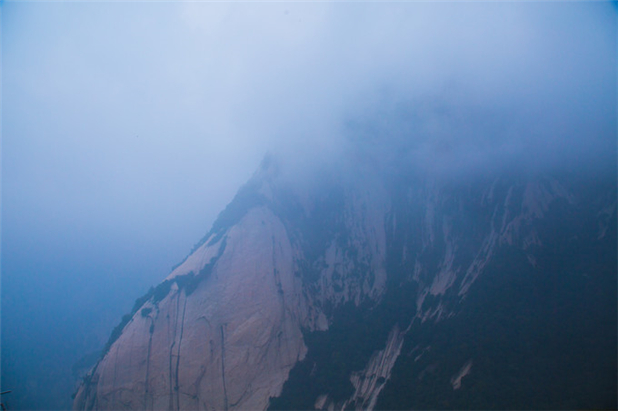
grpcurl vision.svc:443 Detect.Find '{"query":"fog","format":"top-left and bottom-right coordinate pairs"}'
top-left (1, 2), bottom-right (615, 409)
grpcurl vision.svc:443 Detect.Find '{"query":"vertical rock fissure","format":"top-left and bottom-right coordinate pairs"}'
top-left (272, 236), bottom-right (284, 296)
top-left (272, 235), bottom-right (293, 361)
top-left (111, 345), bottom-right (119, 405)
top-left (168, 293), bottom-right (180, 410)
top-left (272, 236), bottom-right (292, 358)
top-left (220, 324), bottom-right (229, 411)
top-left (81, 360), bottom-right (101, 410)
top-left (175, 296), bottom-right (188, 411)
top-left (167, 342), bottom-right (175, 409)
top-left (143, 315), bottom-right (155, 410)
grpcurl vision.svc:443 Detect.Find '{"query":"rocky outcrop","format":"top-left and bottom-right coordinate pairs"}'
top-left (342, 325), bottom-right (404, 410)
top-left (73, 161), bottom-right (393, 411)
top-left (74, 206), bottom-right (308, 410)
top-left (450, 359), bottom-right (472, 390)
top-left (74, 160), bottom-right (617, 411)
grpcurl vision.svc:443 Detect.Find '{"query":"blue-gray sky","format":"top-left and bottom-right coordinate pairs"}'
top-left (1, 2), bottom-right (616, 409)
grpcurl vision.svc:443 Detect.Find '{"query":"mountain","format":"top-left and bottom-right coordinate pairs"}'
top-left (73, 156), bottom-right (617, 410)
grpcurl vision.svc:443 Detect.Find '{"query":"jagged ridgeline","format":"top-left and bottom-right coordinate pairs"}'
top-left (73, 157), bottom-right (617, 411)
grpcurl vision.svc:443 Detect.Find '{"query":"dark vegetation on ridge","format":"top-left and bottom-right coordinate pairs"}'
top-left (271, 174), bottom-right (617, 410)
top-left (96, 166), bottom-right (271, 370)
top-left (99, 233), bottom-right (229, 361)
top-left (269, 281), bottom-right (418, 410)
top-left (270, 180), bottom-right (420, 410)
top-left (81, 168), bottom-right (617, 410)
top-left (377, 179), bottom-right (618, 410)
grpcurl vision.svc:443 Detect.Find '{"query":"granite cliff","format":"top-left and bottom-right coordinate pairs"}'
top-left (74, 157), bottom-right (617, 410)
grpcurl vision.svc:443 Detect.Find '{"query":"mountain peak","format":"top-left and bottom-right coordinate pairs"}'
top-left (74, 163), bottom-right (617, 410)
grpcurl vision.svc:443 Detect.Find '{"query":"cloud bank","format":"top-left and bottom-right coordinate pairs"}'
top-left (174, 1), bottom-right (616, 180)
top-left (2, 3), bottom-right (615, 409)
top-left (5, 2), bottom-right (615, 228)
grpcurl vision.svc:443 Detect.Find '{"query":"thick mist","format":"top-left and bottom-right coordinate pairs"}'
top-left (2, 2), bottom-right (616, 409)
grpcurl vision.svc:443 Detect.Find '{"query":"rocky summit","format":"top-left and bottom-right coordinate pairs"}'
top-left (73, 157), bottom-right (617, 410)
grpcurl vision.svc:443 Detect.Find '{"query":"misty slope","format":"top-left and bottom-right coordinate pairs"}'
top-left (73, 158), bottom-right (617, 410)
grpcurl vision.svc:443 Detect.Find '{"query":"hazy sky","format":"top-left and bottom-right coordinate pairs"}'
top-left (1, 2), bottom-right (616, 409)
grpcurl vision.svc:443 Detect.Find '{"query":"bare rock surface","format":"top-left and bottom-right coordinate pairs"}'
top-left (74, 207), bottom-right (308, 410)
top-left (74, 164), bottom-right (615, 411)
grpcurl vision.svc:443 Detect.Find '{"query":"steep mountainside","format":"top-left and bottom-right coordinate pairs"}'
top-left (74, 159), bottom-right (617, 410)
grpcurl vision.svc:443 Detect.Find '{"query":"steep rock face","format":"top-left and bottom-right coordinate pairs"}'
top-left (74, 206), bottom-right (307, 410)
top-left (74, 161), bottom-right (617, 411)
top-left (375, 175), bottom-right (617, 410)
top-left (265, 172), bottom-right (616, 411)
top-left (342, 325), bottom-right (405, 410)
top-left (73, 162), bottom-right (391, 410)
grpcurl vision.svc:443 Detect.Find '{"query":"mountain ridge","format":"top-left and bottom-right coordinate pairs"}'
top-left (73, 157), bottom-right (617, 410)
